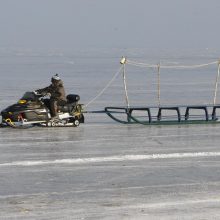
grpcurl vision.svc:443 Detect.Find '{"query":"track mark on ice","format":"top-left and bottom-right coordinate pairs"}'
top-left (1, 151), bottom-right (220, 167)
top-left (126, 198), bottom-right (220, 209)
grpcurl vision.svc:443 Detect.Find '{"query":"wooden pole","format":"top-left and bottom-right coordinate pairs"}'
top-left (157, 62), bottom-right (161, 107)
top-left (122, 63), bottom-right (130, 107)
top-left (213, 60), bottom-right (220, 105)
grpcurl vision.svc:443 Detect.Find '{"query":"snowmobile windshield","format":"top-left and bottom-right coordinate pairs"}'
top-left (20, 92), bottom-right (37, 101)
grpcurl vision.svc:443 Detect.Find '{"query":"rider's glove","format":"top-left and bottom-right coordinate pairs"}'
top-left (33, 90), bottom-right (39, 95)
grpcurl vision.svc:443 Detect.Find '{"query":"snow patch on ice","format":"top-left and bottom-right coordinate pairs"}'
top-left (1, 151), bottom-right (220, 167)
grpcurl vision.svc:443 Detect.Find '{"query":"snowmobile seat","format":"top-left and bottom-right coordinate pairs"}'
top-left (66, 94), bottom-right (80, 103)
top-left (57, 95), bottom-right (80, 113)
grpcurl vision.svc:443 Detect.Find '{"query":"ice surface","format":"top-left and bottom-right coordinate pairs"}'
top-left (1, 48), bottom-right (220, 219)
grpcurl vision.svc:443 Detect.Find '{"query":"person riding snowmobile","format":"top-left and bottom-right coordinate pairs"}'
top-left (35, 74), bottom-right (67, 118)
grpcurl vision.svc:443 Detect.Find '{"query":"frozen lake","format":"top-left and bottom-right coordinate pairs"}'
top-left (1, 48), bottom-right (220, 219)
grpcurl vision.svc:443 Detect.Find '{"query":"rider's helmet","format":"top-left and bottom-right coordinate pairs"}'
top-left (51, 74), bottom-right (61, 83)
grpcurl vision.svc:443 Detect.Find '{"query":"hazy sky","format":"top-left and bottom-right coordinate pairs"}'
top-left (1, 0), bottom-right (220, 50)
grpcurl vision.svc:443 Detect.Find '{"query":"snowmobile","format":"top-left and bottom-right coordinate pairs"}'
top-left (0, 91), bottom-right (84, 128)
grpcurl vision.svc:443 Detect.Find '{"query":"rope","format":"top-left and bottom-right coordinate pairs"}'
top-left (126, 59), bottom-right (218, 69)
top-left (161, 61), bottom-right (218, 69)
top-left (127, 60), bottom-right (157, 68)
top-left (85, 66), bottom-right (123, 108)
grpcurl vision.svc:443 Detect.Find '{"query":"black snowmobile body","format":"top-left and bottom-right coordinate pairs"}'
top-left (0, 91), bottom-right (84, 128)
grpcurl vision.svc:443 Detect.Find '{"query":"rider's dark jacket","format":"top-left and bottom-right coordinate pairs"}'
top-left (36, 80), bottom-right (67, 102)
